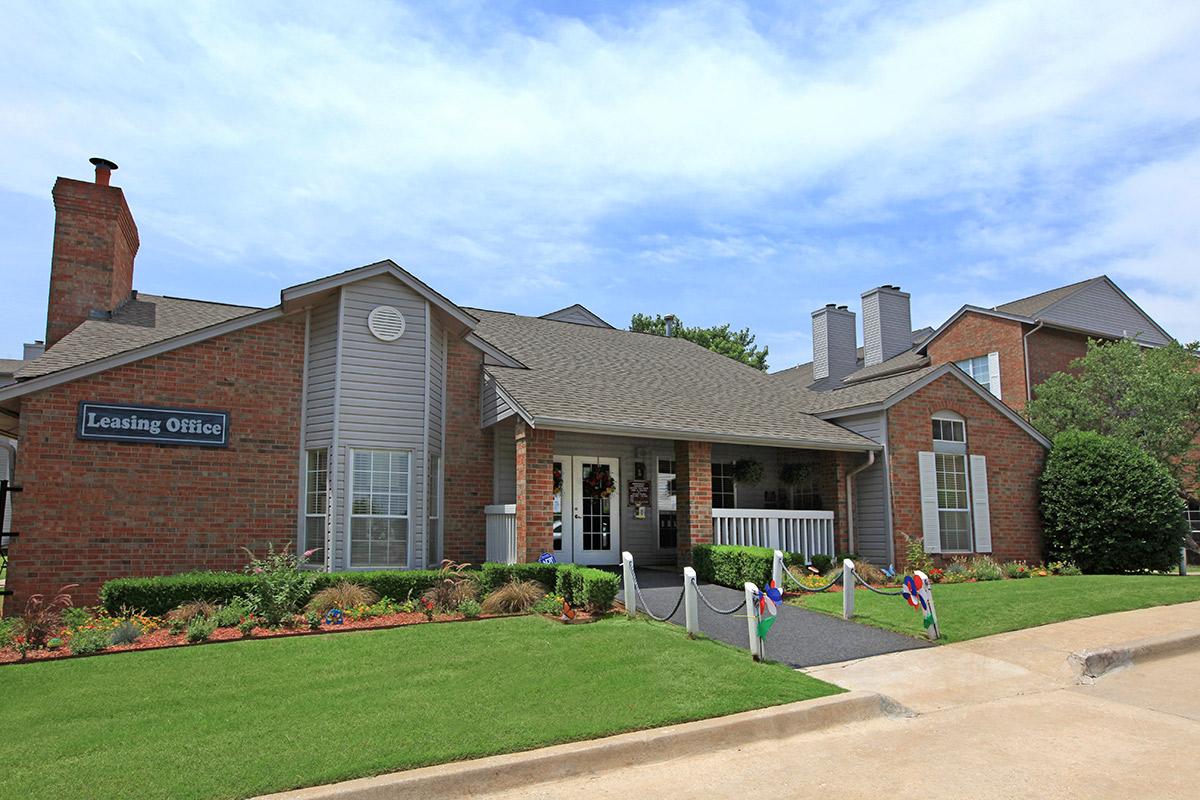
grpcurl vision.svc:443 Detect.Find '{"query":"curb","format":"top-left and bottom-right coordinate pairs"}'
top-left (256, 690), bottom-right (895, 800)
top-left (1070, 629), bottom-right (1200, 682)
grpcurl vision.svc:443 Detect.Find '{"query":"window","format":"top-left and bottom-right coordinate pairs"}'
top-left (711, 462), bottom-right (736, 509)
top-left (304, 449), bottom-right (328, 563)
top-left (955, 353), bottom-right (1000, 397)
top-left (931, 413), bottom-right (971, 552)
top-left (427, 454), bottom-right (442, 566)
top-left (657, 458), bottom-right (677, 549)
top-left (553, 460), bottom-right (564, 551)
top-left (349, 449), bottom-right (411, 568)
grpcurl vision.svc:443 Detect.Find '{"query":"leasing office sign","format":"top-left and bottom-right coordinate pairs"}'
top-left (77, 402), bottom-right (230, 447)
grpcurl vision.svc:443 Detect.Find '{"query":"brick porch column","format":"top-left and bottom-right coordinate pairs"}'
top-left (675, 439), bottom-right (712, 566)
top-left (818, 452), bottom-right (853, 556)
top-left (515, 421), bottom-right (555, 563)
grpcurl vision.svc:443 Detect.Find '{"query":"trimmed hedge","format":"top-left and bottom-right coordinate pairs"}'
top-left (1041, 430), bottom-right (1188, 573)
top-left (554, 566), bottom-right (621, 612)
top-left (692, 544), bottom-right (805, 589)
top-left (101, 563), bottom-right (620, 616)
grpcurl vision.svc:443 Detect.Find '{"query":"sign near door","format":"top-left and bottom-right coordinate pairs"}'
top-left (627, 479), bottom-right (651, 507)
top-left (77, 402), bottom-right (230, 447)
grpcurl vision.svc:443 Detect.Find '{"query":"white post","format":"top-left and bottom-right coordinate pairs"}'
top-left (744, 582), bottom-right (761, 660)
top-left (622, 551), bottom-right (636, 618)
top-left (683, 566), bottom-right (699, 637)
top-left (1181, 547), bottom-right (1188, 576)
top-left (842, 558), bottom-right (855, 620)
top-left (772, 549), bottom-right (784, 590)
top-left (914, 570), bottom-right (941, 641)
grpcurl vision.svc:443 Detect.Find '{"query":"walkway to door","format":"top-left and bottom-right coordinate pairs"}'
top-left (631, 568), bottom-right (930, 668)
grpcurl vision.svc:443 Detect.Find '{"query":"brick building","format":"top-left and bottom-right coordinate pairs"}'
top-left (2, 161), bottom-right (1068, 608)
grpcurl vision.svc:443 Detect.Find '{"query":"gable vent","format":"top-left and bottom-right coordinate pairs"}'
top-left (367, 305), bottom-right (406, 341)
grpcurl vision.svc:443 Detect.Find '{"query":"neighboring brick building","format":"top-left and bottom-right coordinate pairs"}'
top-left (2, 160), bottom-right (1064, 610)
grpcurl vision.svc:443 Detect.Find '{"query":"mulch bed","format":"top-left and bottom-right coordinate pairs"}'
top-left (0, 608), bottom-right (602, 666)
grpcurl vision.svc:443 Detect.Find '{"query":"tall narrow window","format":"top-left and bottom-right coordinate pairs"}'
top-left (657, 458), bottom-right (677, 549)
top-left (427, 454), bottom-right (442, 567)
top-left (304, 449), bottom-right (328, 563)
top-left (711, 462), bottom-right (737, 509)
top-left (932, 414), bottom-right (971, 552)
top-left (349, 449), bottom-right (411, 568)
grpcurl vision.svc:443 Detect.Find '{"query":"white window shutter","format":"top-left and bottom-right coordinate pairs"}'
top-left (970, 454), bottom-right (992, 553)
top-left (918, 451), bottom-right (941, 553)
top-left (987, 351), bottom-right (1002, 399)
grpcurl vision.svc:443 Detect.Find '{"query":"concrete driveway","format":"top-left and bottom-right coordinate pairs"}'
top-left (477, 601), bottom-right (1200, 800)
top-left (632, 567), bottom-right (929, 667)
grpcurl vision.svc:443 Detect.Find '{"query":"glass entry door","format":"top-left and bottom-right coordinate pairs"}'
top-left (570, 456), bottom-right (620, 565)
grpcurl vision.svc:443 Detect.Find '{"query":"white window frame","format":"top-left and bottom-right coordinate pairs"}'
top-left (955, 353), bottom-right (1001, 398)
top-left (302, 448), bottom-right (328, 567)
top-left (711, 462), bottom-right (737, 510)
top-left (931, 412), bottom-right (972, 553)
top-left (347, 448), bottom-right (413, 570)
top-left (427, 453), bottom-right (443, 567)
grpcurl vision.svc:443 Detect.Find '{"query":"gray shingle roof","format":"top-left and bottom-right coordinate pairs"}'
top-left (0, 359), bottom-right (23, 375)
top-left (994, 276), bottom-right (1100, 317)
top-left (469, 309), bottom-right (879, 450)
top-left (16, 294), bottom-right (261, 379)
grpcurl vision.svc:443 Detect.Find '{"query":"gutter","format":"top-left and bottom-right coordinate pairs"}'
top-left (1022, 321), bottom-right (1045, 405)
top-left (845, 450), bottom-right (876, 554)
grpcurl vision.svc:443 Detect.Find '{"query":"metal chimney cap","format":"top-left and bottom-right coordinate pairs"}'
top-left (89, 157), bottom-right (119, 171)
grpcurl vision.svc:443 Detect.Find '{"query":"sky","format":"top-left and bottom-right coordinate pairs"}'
top-left (2, 0), bottom-right (1198, 369)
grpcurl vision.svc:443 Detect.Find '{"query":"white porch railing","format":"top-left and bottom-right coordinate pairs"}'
top-left (485, 504), bottom-right (518, 564)
top-left (712, 509), bottom-right (835, 564)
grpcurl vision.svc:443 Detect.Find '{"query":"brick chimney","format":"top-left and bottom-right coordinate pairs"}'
top-left (811, 303), bottom-right (857, 383)
top-left (45, 157), bottom-right (140, 348)
top-left (861, 285), bottom-right (911, 367)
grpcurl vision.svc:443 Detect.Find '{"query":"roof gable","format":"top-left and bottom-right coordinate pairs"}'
top-left (539, 304), bottom-right (612, 328)
top-left (1034, 277), bottom-right (1171, 346)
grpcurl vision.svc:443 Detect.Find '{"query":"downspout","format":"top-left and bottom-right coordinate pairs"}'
top-left (1022, 321), bottom-right (1045, 405)
top-left (845, 450), bottom-right (876, 554)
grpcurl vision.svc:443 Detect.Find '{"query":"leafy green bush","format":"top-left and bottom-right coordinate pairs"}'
top-left (532, 593), bottom-right (564, 615)
top-left (969, 556), bottom-right (1003, 581)
top-left (1041, 430), bottom-right (1187, 573)
top-left (457, 599), bottom-right (482, 619)
top-left (477, 562), bottom-right (560, 593)
top-left (317, 570), bottom-right (445, 603)
top-left (100, 572), bottom-right (257, 616)
top-left (69, 627), bottom-right (110, 656)
top-left (1002, 561), bottom-right (1031, 579)
top-left (1048, 560), bottom-right (1082, 576)
top-left (0, 618), bottom-right (17, 648)
top-left (242, 544), bottom-right (318, 627)
top-left (555, 566), bottom-right (620, 612)
top-left (60, 606), bottom-right (92, 630)
top-left (186, 616), bottom-right (217, 643)
top-left (212, 598), bottom-right (251, 628)
top-left (809, 554), bottom-right (834, 574)
top-left (691, 545), bottom-right (805, 588)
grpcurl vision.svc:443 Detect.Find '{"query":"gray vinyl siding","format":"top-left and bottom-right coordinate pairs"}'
top-left (541, 305), bottom-right (609, 327)
top-left (709, 444), bottom-right (823, 511)
top-left (303, 299), bottom-right (339, 447)
top-left (428, 312), bottom-right (446, 457)
top-left (480, 372), bottom-right (515, 427)
top-left (1040, 280), bottom-right (1170, 346)
top-left (493, 419), bottom-right (517, 504)
top-left (830, 412), bottom-right (891, 566)
top-left (329, 275), bottom-right (429, 571)
top-left (0, 439), bottom-right (14, 535)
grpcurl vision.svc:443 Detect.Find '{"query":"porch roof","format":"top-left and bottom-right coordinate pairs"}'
top-left (469, 309), bottom-right (880, 451)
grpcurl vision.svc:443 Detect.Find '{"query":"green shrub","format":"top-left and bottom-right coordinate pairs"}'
top-left (901, 534), bottom-right (934, 575)
top-left (1048, 560), bottom-right (1082, 576)
top-left (477, 562), bottom-right (560, 593)
top-left (969, 556), bottom-right (1003, 581)
top-left (555, 566), bottom-right (619, 612)
top-left (100, 572), bottom-right (257, 616)
top-left (1041, 430), bottom-right (1187, 573)
top-left (305, 582), bottom-right (379, 615)
top-left (238, 616), bottom-right (257, 637)
top-left (212, 598), bottom-right (251, 628)
top-left (1002, 561), bottom-right (1031, 579)
top-left (108, 620), bottom-right (143, 646)
top-left (457, 599), bottom-right (482, 619)
top-left (60, 606), bottom-right (92, 630)
top-left (242, 544), bottom-right (318, 627)
top-left (691, 545), bottom-right (805, 588)
top-left (186, 616), bottom-right (217, 643)
top-left (532, 593), bottom-right (564, 615)
top-left (809, 554), bottom-right (834, 574)
top-left (69, 626), bottom-right (110, 656)
top-left (0, 618), bottom-right (18, 648)
top-left (315, 570), bottom-right (445, 603)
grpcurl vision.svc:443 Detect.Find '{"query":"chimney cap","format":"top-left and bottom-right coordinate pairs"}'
top-left (89, 157), bottom-right (119, 171)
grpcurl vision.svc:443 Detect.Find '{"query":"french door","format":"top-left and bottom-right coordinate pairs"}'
top-left (553, 456), bottom-right (621, 565)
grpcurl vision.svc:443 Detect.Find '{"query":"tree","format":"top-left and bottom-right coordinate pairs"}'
top-left (630, 313), bottom-right (769, 371)
top-left (1040, 430), bottom-right (1187, 573)
top-left (1026, 338), bottom-right (1200, 489)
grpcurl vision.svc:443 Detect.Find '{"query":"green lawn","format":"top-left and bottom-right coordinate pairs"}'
top-left (0, 615), bottom-right (839, 800)
top-left (791, 575), bottom-right (1200, 644)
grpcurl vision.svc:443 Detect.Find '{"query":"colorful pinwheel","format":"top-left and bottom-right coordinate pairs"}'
top-left (755, 580), bottom-right (783, 639)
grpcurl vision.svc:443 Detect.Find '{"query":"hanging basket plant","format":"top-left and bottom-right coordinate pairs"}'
top-left (553, 464), bottom-right (563, 496)
top-left (732, 458), bottom-right (764, 485)
top-left (583, 466), bottom-right (616, 498)
top-left (779, 462), bottom-right (812, 487)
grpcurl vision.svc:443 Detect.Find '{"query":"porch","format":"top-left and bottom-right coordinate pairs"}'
top-left (482, 417), bottom-right (869, 567)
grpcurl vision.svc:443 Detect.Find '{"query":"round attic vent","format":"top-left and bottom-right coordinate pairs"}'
top-left (367, 306), bottom-right (406, 341)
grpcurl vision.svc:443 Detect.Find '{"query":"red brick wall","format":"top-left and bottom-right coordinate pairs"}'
top-left (7, 315), bottom-right (305, 610)
top-left (1025, 326), bottom-right (1089, 393)
top-left (886, 373), bottom-right (1046, 567)
top-left (515, 422), bottom-right (555, 562)
top-left (817, 451), bottom-right (859, 555)
top-left (674, 440), bottom-right (712, 565)
top-left (46, 177), bottom-right (139, 347)
top-left (926, 311), bottom-right (1029, 410)
top-left (442, 336), bottom-right (492, 563)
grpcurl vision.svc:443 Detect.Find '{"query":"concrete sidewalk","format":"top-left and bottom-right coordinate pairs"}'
top-left (475, 601), bottom-right (1200, 800)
